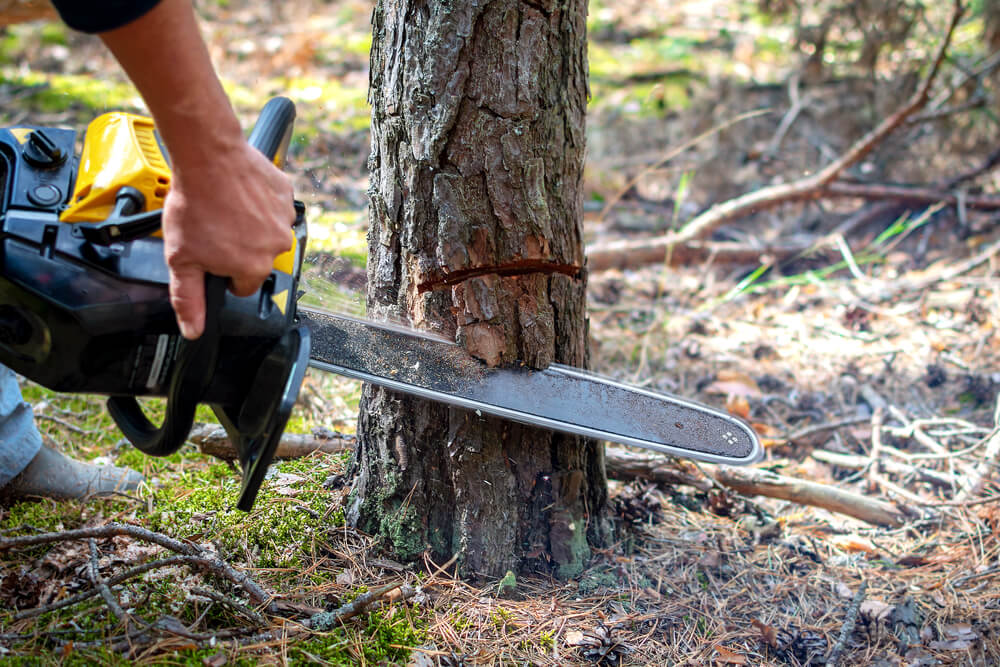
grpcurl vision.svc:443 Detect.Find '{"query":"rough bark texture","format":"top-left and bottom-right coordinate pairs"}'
top-left (349, 0), bottom-right (610, 579)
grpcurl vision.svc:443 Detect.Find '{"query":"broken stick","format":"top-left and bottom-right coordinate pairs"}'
top-left (713, 466), bottom-right (909, 527)
top-left (189, 424), bottom-right (355, 460)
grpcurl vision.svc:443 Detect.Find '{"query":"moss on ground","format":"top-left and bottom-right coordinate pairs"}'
top-left (147, 456), bottom-right (344, 570)
top-left (289, 607), bottom-right (427, 665)
top-left (0, 69), bottom-right (139, 113)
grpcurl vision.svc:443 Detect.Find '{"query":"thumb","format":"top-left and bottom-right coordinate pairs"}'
top-left (169, 264), bottom-right (206, 340)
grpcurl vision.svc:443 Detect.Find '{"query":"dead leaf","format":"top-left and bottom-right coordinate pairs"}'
top-left (726, 394), bottom-right (751, 419)
top-left (751, 619), bottom-right (779, 647)
top-left (860, 600), bottom-right (894, 622)
top-left (202, 651), bottom-right (228, 667)
top-left (714, 644), bottom-right (748, 664)
top-left (751, 422), bottom-right (779, 437)
top-left (704, 370), bottom-right (762, 399)
top-left (565, 630), bottom-right (585, 646)
top-left (829, 534), bottom-right (880, 556)
top-left (336, 570), bottom-right (355, 586)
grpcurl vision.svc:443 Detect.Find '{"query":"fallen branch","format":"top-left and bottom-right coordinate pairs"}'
top-left (712, 466), bottom-right (909, 527)
top-left (307, 583), bottom-right (413, 631)
top-left (190, 586), bottom-right (268, 627)
top-left (585, 238), bottom-right (808, 273)
top-left (604, 448), bottom-right (712, 491)
top-left (584, 180), bottom-right (1000, 273)
top-left (88, 538), bottom-right (131, 628)
top-left (658, 2), bottom-right (962, 250)
top-left (811, 449), bottom-right (957, 490)
top-left (956, 395), bottom-right (1000, 502)
top-left (15, 554), bottom-right (193, 620)
top-left (605, 447), bottom-right (913, 526)
top-left (189, 424), bottom-right (355, 461)
top-left (824, 182), bottom-right (1000, 211)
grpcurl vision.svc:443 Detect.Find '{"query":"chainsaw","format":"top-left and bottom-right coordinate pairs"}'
top-left (0, 98), bottom-right (762, 511)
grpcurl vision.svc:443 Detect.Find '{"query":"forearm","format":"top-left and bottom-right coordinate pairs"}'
top-left (97, 0), bottom-right (243, 167)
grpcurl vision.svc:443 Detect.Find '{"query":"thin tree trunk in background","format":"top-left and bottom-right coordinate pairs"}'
top-left (350, 0), bottom-right (611, 579)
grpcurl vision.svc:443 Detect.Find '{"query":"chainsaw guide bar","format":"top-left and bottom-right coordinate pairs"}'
top-left (300, 308), bottom-right (763, 465)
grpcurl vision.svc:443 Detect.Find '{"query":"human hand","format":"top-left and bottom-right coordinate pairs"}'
top-left (162, 137), bottom-right (295, 339)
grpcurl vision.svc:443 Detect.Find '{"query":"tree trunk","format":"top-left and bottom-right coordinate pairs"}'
top-left (349, 0), bottom-right (610, 579)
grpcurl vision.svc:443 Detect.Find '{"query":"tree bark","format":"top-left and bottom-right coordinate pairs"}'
top-left (350, 0), bottom-right (610, 579)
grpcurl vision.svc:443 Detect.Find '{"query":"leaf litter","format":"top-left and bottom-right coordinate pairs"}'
top-left (1, 0), bottom-right (1000, 664)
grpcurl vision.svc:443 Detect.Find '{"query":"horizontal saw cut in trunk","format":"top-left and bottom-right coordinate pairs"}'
top-left (350, 0), bottom-right (608, 578)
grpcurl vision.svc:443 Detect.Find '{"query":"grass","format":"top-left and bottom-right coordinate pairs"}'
top-left (0, 69), bottom-right (141, 114)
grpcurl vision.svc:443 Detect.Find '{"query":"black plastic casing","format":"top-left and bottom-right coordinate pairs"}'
top-left (0, 126), bottom-right (307, 405)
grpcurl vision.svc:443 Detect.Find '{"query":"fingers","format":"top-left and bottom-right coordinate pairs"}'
top-left (228, 276), bottom-right (261, 298)
top-left (169, 264), bottom-right (206, 340)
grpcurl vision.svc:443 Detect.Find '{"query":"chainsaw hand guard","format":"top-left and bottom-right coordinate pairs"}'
top-left (107, 275), bottom-right (226, 457)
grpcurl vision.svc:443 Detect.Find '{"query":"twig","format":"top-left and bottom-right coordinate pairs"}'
top-left (827, 580), bottom-right (867, 667)
top-left (811, 449), bottom-right (957, 490)
top-left (190, 586), bottom-right (268, 627)
top-left (712, 466), bottom-right (909, 527)
top-left (942, 144), bottom-right (1000, 190)
top-left (16, 554), bottom-right (193, 620)
top-left (307, 583), bottom-right (414, 631)
top-left (883, 233), bottom-right (1000, 298)
top-left (956, 395), bottom-right (1000, 502)
top-left (663, 1), bottom-right (964, 247)
top-left (764, 73), bottom-right (808, 158)
top-left (865, 408), bottom-right (928, 505)
top-left (89, 538), bottom-right (131, 628)
top-left (781, 415), bottom-right (872, 444)
top-left (34, 413), bottom-right (94, 435)
top-left (0, 523), bottom-right (275, 611)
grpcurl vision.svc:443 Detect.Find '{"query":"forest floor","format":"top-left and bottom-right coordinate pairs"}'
top-left (2, 0), bottom-right (1000, 665)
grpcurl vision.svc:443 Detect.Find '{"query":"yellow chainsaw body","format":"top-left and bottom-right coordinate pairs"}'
top-left (59, 111), bottom-right (296, 275)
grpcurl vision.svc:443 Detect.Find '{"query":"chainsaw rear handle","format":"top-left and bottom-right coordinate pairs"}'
top-left (107, 97), bottom-right (298, 457)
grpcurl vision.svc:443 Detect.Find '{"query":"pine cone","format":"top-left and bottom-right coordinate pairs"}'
top-left (612, 483), bottom-right (662, 526)
top-left (766, 624), bottom-right (829, 665)
top-left (791, 628), bottom-right (829, 664)
top-left (576, 623), bottom-right (634, 666)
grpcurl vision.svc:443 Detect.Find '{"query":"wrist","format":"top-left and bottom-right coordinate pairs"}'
top-left (155, 100), bottom-right (245, 170)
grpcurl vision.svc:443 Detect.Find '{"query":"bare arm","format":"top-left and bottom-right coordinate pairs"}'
top-left (98, 0), bottom-right (294, 339)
